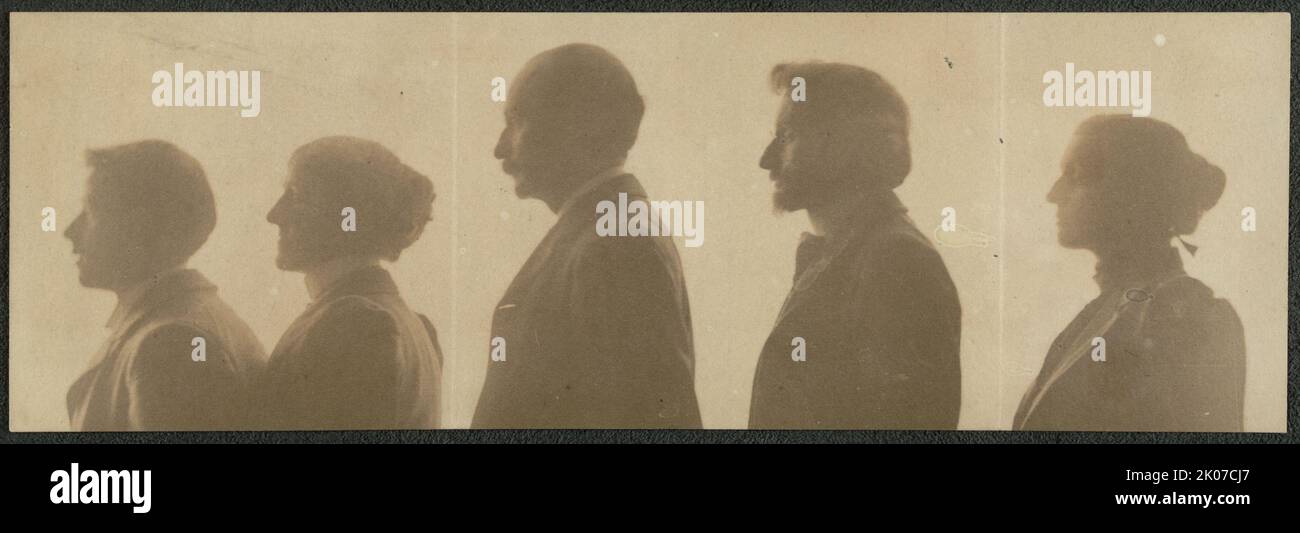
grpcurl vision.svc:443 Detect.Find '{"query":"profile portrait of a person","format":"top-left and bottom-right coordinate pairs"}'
top-left (471, 43), bottom-right (702, 428)
top-left (260, 136), bottom-right (443, 430)
top-left (747, 62), bottom-right (963, 429)
top-left (64, 140), bottom-right (267, 431)
top-left (1014, 115), bottom-right (1246, 432)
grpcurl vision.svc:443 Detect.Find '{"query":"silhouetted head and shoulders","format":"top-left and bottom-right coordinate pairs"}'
top-left (263, 135), bottom-right (441, 429)
top-left (474, 43), bottom-right (700, 429)
top-left (1017, 114), bottom-right (1244, 431)
top-left (1047, 114), bottom-right (1239, 331)
top-left (758, 61), bottom-right (940, 280)
top-left (491, 43), bottom-right (684, 300)
top-left (68, 141), bottom-right (217, 307)
top-left (268, 136), bottom-right (435, 311)
top-left (750, 62), bottom-right (961, 430)
top-left (64, 139), bottom-right (265, 430)
top-left (494, 43), bottom-right (646, 215)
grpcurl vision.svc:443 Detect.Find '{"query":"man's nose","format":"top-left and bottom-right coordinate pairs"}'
top-left (759, 138), bottom-right (779, 170)
top-left (267, 196), bottom-right (285, 224)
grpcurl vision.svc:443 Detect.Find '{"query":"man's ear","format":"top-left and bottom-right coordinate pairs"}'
top-left (853, 118), bottom-right (909, 188)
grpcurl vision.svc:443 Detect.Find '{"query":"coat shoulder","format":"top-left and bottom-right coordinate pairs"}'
top-left (129, 321), bottom-right (213, 369)
top-left (1144, 277), bottom-right (1239, 329)
top-left (310, 295), bottom-right (401, 339)
top-left (1136, 276), bottom-right (1244, 364)
top-left (851, 217), bottom-right (948, 279)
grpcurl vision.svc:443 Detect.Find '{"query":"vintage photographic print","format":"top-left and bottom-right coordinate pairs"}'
top-left (7, 12), bottom-right (1288, 432)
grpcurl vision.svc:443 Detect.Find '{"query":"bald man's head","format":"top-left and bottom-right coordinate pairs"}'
top-left (494, 44), bottom-right (644, 207)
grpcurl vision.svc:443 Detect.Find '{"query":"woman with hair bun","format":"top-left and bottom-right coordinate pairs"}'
top-left (1014, 115), bottom-right (1245, 431)
top-left (260, 136), bottom-right (443, 429)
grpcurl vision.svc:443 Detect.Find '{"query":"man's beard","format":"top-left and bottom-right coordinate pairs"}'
top-left (503, 158), bottom-right (546, 201)
top-left (510, 171), bottom-right (538, 200)
top-left (505, 160), bottom-right (573, 204)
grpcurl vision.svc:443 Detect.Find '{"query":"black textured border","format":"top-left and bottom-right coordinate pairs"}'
top-left (1, 0), bottom-right (1296, 444)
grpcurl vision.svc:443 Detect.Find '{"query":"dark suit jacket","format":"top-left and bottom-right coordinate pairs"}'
top-left (260, 266), bottom-right (443, 430)
top-left (66, 269), bottom-right (267, 431)
top-left (749, 191), bottom-right (962, 429)
top-left (1013, 250), bottom-right (1246, 432)
top-left (472, 173), bottom-right (702, 428)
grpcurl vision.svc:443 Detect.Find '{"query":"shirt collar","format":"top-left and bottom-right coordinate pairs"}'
top-left (1093, 246), bottom-right (1185, 293)
top-left (315, 265), bottom-right (400, 304)
top-left (794, 189), bottom-right (907, 273)
top-left (105, 267), bottom-right (200, 331)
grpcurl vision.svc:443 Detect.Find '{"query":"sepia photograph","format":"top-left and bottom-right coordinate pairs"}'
top-left (6, 12), bottom-right (1288, 432)
top-left (9, 13), bottom-right (457, 431)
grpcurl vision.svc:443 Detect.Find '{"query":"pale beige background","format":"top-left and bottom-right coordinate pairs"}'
top-left (8, 13), bottom-right (1287, 431)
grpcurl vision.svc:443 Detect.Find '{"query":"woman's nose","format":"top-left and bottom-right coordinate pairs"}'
top-left (1046, 177), bottom-right (1065, 204)
top-left (64, 213), bottom-right (82, 241)
top-left (494, 128), bottom-right (511, 160)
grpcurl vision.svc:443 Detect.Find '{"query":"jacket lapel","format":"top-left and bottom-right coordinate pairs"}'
top-left (1015, 267), bottom-right (1191, 429)
top-left (1015, 290), bottom-right (1127, 428)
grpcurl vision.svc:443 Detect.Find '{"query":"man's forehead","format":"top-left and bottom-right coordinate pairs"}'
top-left (1064, 134), bottom-right (1095, 158)
top-left (1061, 136), bottom-right (1104, 171)
top-left (508, 58), bottom-right (544, 102)
top-left (284, 163), bottom-right (314, 191)
top-left (507, 54), bottom-right (580, 120)
top-left (82, 172), bottom-right (126, 213)
top-left (506, 77), bottom-right (547, 120)
top-left (774, 99), bottom-right (797, 126)
top-left (83, 170), bottom-right (107, 202)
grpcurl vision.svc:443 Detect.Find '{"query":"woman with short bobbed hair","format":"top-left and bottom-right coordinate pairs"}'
top-left (261, 136), bottom-right (443, 429)
top-left (1014, 115), bottom-right (1246, 432)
